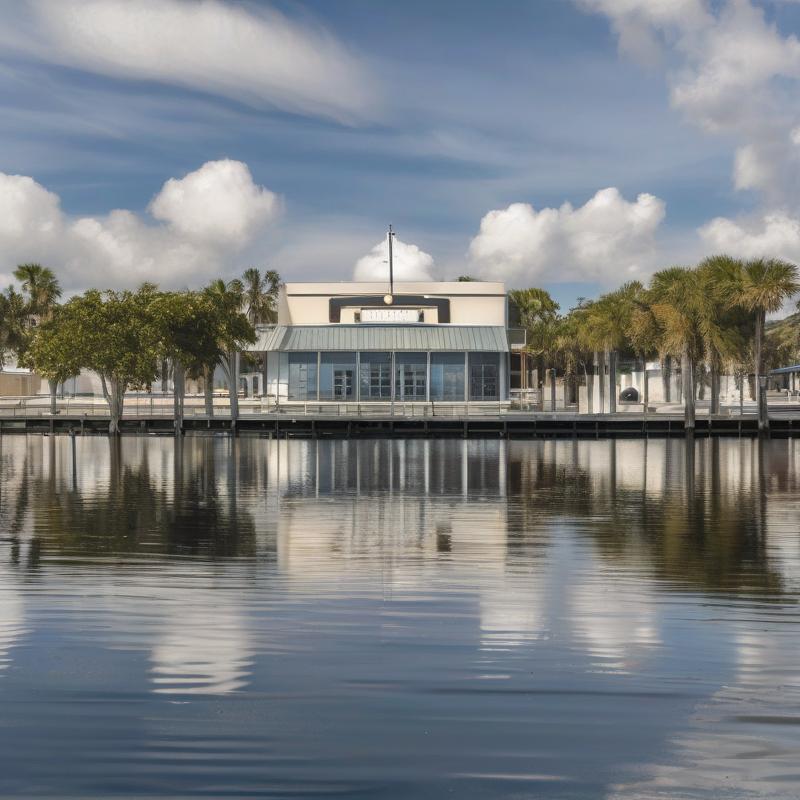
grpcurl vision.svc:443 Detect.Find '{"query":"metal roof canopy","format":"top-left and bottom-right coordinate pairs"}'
top-left (770, 363), bottom-right (800, 375)
top-left (248, 325), bottom-right (509, 353)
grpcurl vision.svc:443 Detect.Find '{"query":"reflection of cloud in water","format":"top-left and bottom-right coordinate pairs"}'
top-left (0, 583), bottom-right (24, 675)
top-left (150, 601), bottom-right (253, 695)
top-left (570, 575), bottom-right (659, 674)
top-left (480, 577), bottom-right (548, 651)
top-left (610, 626), bottom-right (800, 798)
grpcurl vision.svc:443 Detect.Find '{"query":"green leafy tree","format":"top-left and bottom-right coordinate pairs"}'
top-left (39, 286), bottom-right (163, 433)
top-left (23, 313), bottom-right (83, 414)
top-left (150, 291), bottom-right (219, 430)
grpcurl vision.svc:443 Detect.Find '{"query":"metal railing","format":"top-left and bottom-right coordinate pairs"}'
top-left (0, 395), bottom-right (516, 419)
top-left (4, 392), bottom-right (800, 420)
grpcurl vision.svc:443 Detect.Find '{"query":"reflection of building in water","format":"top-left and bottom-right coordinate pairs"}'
top-left (267, 439), bottom-right (664, 663)
top-left (268, 439), bottom-right (508, 578)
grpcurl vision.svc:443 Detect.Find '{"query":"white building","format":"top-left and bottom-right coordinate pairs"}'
top-left (245, 281), bottom-right (522, 404)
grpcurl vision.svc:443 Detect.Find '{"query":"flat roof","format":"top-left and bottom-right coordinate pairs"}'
top-left (248, 325), bottom-right (509, 353)
top-left (283, 281), bottom-right (506, 296)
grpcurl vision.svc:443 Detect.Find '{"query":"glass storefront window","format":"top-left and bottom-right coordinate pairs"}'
top-left (395, 352), bottom-right (427, 400)
top-left (288, 352), bottom-right (318, 400)
top-left (320, 352), bottom-right (357, 400)
top-left (469, 353), bottom-right (500, 400)
top-left (359, 352), bottom-right (392, 400)
top-left (430, 353), bottom-right (465, 401)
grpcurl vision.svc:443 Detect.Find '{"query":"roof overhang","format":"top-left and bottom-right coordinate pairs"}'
top-left (248, 325), bottom-right (509, 353)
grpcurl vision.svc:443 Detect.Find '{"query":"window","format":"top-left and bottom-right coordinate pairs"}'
top-left (395, 353), bottom-right (427, 400)
top-left (359, 352), bottom-right (392, 400)
top-left (469, 353), bottom-right (500, 401)
top-left (430, 353), bottom-right (465, 401)
top-left (320, 352), bottom-right (356, 400)
top-left (288, 352), bottom-right (318, 400)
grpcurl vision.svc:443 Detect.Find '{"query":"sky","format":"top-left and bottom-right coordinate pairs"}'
top-left (2, 0), bottom-right (800, 310)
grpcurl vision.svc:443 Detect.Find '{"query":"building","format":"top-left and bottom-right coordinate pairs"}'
top-left (245, 281), bottom-right (525, 404)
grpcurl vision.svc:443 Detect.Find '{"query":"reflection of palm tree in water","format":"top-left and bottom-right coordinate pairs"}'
top-left (508, 438), bottom-right (784, 597)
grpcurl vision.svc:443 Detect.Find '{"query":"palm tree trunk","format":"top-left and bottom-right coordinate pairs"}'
top-left (173, 359), bottom-right (185, 435)
top-left (220, 351), bottom-right (239, 425)
top-left (204, 365), bottom-right (214, 417)
top-left (596, 351), bottom-right (605, 413)
top-left (755, 310), bottom-right (769, 432)
top-left (682, 350), bottom-right (695, 431)
top-left (583, 362), bottom-right (591, 413)
top-left (643, 363), bottom-right (649, 415)
top-left (608, 350), bottom-right (617, 414)
top-left (710, 360), bottom-right (720, 416)
top-left (108, 378), bottom-right (124, 435)
top-left (662, 355), bottom-right (671, 403)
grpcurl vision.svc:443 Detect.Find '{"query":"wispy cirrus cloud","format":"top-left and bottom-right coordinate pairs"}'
top-left (0, 0), bottom-right (378, 124)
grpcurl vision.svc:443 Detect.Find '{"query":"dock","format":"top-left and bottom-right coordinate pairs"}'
top-left (3, 410), bottom-right (800, 438)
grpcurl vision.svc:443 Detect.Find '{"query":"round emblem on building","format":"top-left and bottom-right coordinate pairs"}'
top-left (383, 294), bottom-right (393, 305)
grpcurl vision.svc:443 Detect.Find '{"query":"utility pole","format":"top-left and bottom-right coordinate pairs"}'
top-left (388, 224), bottom-right (395, 297)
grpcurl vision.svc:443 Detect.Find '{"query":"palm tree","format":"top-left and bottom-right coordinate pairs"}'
top-left (697, 257), bottom-right (750, 415)
top-left (627, 288), bottom-right (664, 413)
top-left (240, 267), bottom-right (281, 325)
top-left (708, 256), bottom-right (799, 431)
top-left (648, 267), bottom-right (704, 430)
top-left (13, 264), bottom-right (62, 410)
top-left (13, 263), bottom-right (61, 322)
top-left (576, 283), bottom-right (640, 413)
top-left (203, 279), bottom-right (256, 424)
top-left (508, 288), bottom-right (560, 408)
top-left (0, 287), bottom-right (28, 369)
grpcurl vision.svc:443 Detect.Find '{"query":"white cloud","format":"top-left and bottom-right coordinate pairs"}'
top-left (149, 159), bottom-right (279, 243)
top-left (0, 0), bottom-right (376, 123)
top-left (0, 160), bottom-right (280, 290)
top-left (468, 188), bottom-right (665, 284)
top-left (353, 237), bottom-right (436, 281)
top-left (578, 0), bottom-right (800, 205)
top-left (699, 211), bottom-right (800, 263)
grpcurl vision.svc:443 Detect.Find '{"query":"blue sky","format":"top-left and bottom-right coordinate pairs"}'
top-left (2, 0), bottom-right (800, 309)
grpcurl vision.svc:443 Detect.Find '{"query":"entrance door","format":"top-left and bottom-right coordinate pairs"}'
top-left (333, 369), bottom-right (353, 399)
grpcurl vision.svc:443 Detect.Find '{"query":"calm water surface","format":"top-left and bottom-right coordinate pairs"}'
top-left (1, 435), bottom-right (800, 798)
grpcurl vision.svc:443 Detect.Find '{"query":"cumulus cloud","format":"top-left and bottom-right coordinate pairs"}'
top-left (149, 160), bottom-right (278, 243)
top-left (0, 159), bottom-right (279, 290)
top-left (468, 188), bottom-right (665, 284)
top-left (699, 212), bottom-right (800, 263)
top-left (0, 0), bottom-right (376, 123)
top-left (353, 237), bottom-right (436, 281)
top-left (578, 0), bottom-right (800, 206)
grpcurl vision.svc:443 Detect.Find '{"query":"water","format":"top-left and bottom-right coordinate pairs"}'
top-left (1, 435), bottom-right (800, 798)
